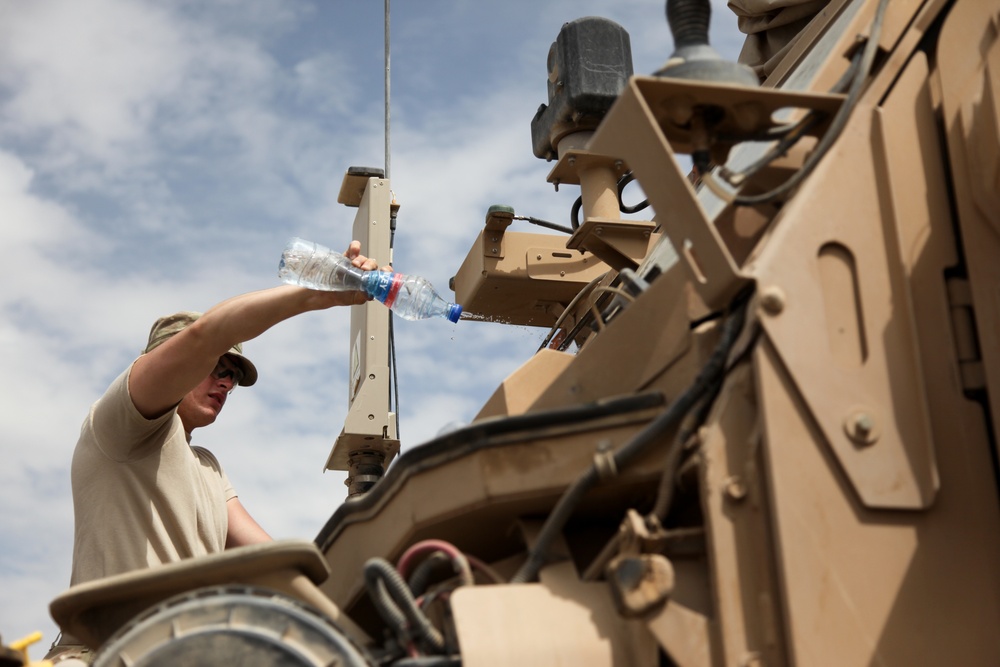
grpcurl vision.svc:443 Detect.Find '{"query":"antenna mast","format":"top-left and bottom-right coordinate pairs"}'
top-left (384, 0), bottom-right (391, 181)
top-left (325, 1), bottom-right (400, 496)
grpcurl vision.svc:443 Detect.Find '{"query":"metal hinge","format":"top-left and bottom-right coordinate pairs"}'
top-left (946, 276), bottom-right (985, 391)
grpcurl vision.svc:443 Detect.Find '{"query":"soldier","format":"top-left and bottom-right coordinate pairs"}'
top-left (46, 241), bottom-right (378, 664)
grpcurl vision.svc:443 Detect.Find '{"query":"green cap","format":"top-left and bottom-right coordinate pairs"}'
top-left (144, 311), bottom-right (258, 387)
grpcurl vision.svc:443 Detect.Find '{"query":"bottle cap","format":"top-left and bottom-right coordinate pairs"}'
top-left (447, 303), bottom-right (463, 323)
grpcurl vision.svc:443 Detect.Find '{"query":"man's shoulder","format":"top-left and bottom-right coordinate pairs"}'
top-left (190, 445), bottom-right (223, 470)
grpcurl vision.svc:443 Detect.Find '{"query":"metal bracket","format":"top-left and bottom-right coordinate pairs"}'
top-left (326, 175), bottom-right (400, 496)
top-left (588, 76), bottom-right (844, 309)
top-left (567, 217), bottom-right (657, 272)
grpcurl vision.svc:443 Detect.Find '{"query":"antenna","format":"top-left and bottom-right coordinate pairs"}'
top-left (384, 0), bottom-right (400, 444)
top-left (326, 1), bottom-right (401, 496)
top-left (384, 0), bottom-right (391, 181)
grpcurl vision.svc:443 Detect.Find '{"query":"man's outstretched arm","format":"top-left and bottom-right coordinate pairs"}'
top-left (129, 240), bottom-right (378, 420)
top-left (225, 497), bottom-right (273, 548)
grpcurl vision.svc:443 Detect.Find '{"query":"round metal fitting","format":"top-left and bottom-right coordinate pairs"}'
top-left (723, 476), bottom-right (748, 502)
top-left (759, 286), bottom-right (786, 315)
top-left (844, 409), bottom-right (879, 446)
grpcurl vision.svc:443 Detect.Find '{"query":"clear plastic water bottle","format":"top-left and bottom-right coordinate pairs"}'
top-left (278, 237), bottom-right (463, 323)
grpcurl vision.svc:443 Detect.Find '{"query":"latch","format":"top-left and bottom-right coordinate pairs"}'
top-left (946, 275), bottom-right (985, 391)
top-left (480, 205), bottom-right (514, 260)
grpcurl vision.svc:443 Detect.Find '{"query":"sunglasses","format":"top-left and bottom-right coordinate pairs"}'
top-left (211, 358), bottom-right (245, 389)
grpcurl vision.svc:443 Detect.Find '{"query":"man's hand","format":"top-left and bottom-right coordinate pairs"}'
top-left (304, 240), bottom-right (383, 309)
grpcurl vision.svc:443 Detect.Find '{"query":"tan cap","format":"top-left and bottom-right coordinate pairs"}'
top-left (144, 311), bottom-right (258, 387)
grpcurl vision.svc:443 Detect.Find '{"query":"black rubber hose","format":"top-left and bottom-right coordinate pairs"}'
top-left (511, 291), bottom-right (751, 583)
top-left (570, 196), bottom-right (583, 230)
top-left (364, 558), bottom-right (446, 653)
top-left (393, 657), bottom-right (462, 667)
top-left (407, 551), bottom-right (452, 597)
top-left (618, 172), bottom-right (650, 214)
top-left (733, 0), bottom-right (889, 206)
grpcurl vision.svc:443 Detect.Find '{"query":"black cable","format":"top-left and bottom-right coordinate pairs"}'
top-left (392, 657), bottom-right (462, 667)
top-left (617, 172), bottom-right (650, 214)
top-left (364, 558), bottom-right (446, 654)
top-left (570, 196), bottom-right (583, 230)
top-left (512, 215), bottom-right (574, 235)
top-left (407, 551), bottom-right (452, 596)
top-left (510, 288), bottom-right (752, 583)
top-left (650, 320), bottom-right (761, 522)
top-left (721, 110), bottom-right (828, 183)
top-left (650, 374), bottom-right (724, 522)
top-left (390, 315), bottom-right (400, 441)
top-left (733, 0), bottom-right (890, 206)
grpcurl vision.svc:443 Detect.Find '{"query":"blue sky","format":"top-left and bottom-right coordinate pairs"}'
top-left (0, 0), bottom-right (745, 647)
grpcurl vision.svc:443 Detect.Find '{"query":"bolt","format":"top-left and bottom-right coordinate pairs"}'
top-left (614, 160), bottom-right (623, 170)
top-left (596, 227), bottom-right (603, 236)
top-left (760, 286), bottom-right (786, 315)
top-left (491, 248), bottom-right (498, 254)
top-left (536, 254), bottom-right (542, 260)
top-left (854, 413), bottom-right (873, 436)
top-left (724, 476), bottom-right (747, 502)
top-left (844, 409), bottom-right (879, 446)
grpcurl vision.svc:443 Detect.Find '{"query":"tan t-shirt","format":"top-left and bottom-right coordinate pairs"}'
top-left (69, 362), bottom-right (237, 586)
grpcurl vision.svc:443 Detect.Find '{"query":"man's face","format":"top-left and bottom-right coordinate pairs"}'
top-left (176, 356), bottom-right (244, 431)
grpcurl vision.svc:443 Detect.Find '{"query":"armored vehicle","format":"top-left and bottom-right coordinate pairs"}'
top-left (17, 0), bottom-right (1000, 664)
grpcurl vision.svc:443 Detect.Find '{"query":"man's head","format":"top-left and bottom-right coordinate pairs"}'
top-left (144, 311), bottom-right (258, 387)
